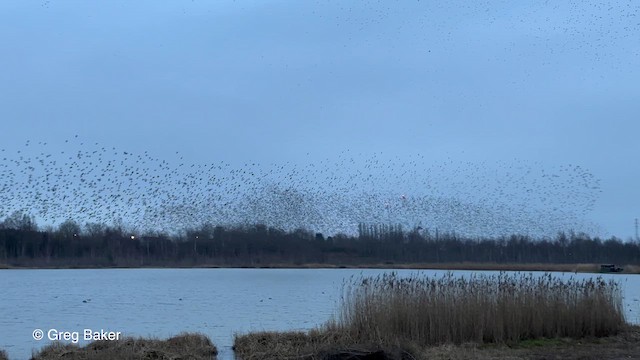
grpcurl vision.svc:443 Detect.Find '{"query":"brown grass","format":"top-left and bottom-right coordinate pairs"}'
top-left (234, 272), bottom-right (627, 359)
top-left (30, 332), bottom-right (217, 360)
top-left (417, 324), bottom-right (640, 360)
top-left (233, 330), bottom-right (330, 360)
top-left (233, 326), bottom-right (640, 360)
top-left (232, 330), bottom-right (416, 360)
top-left (331, 272), bottom-right (625, 346)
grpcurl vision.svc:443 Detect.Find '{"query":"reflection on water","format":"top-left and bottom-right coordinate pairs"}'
top-left (1, 268), bottom-right (639, 360)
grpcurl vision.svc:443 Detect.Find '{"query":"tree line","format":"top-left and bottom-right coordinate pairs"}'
top-left (0, 211), bottom-right (638, 267)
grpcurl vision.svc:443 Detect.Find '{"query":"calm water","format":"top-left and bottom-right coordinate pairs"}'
top-left (1, 268), bottom-right (639, 360)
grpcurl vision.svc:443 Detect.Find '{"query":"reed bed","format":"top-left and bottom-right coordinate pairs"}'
top-left (328, 272), bottom-right (625, 346)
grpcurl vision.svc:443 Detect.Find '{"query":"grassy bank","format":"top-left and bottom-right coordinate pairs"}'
top-left (233, 330), bottom-right (417, 360)
top-left (238, 262), bottom-right (639, 274)
top-left (233, 326), bottom-right (640, 360)
top-left (2, 262), bottom-right (639, 274)
top-left (30, 332), bottom-right (217, 360)
top-left (374, 262), bottom-right (640, 274)
top-left (234, 272), bottom-right (628, 359)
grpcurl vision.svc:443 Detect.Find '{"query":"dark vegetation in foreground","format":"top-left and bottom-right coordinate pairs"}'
top-left (233, 272), bottom-right (630, 360)
top-left (29, 333), bottom-right (216, 360)
top-left (1, 211), bottom-right (639, 267)
top-left (233, 327), bottom-right (640, 360)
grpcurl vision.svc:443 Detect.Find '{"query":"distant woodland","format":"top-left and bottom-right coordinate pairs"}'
top-left (1, 211), bottom-right (639, 267)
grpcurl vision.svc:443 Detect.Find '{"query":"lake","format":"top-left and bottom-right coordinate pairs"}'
top-left (1, 268), bottom-right (639, 360)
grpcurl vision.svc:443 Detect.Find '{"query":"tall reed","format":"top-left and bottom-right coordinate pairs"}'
top-left (329, 272), bottom-right (625, 346)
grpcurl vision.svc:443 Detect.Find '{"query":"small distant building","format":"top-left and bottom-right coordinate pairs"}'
top-left (600, 264), bottom-right (623, 273)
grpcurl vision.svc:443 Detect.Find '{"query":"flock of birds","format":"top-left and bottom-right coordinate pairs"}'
top-left (0, 137), bottom-right (602, 238)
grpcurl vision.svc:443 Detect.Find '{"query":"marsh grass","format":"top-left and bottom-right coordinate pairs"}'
top-left (232, 330), bottom-right (335, 360)
top-left (30, 332), bottom-right (217, 360)
top-left (234, 272), bottom-right (626, 359)
top-left (232, 329), bottom-right (417, 360)
top-left (329, 272), bottom-right (625, 346)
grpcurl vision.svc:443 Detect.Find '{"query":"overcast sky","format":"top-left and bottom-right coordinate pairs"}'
top-left (0, 1), bottom-right (638, 238)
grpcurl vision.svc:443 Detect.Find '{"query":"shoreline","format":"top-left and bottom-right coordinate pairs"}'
top-left (1, 262), bottom-right (638, 274)
top-left (10, 325), bottom-right (640, 360)
top-left (233, 325), bottom-right (640, 360)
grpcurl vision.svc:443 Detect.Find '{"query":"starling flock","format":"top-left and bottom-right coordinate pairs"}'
top-left (0, 137), bottom-right (602, 238)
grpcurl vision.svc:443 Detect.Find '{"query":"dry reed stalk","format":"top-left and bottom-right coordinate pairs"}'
top-left (329, 272), bottom-right (625, 346)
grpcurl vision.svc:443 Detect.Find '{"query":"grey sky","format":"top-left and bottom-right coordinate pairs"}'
top-left (0, 1), bottom-right (638, 238)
